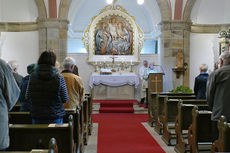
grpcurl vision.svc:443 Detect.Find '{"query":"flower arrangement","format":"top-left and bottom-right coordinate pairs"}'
top-left (169, 85), bottom-right (193, 93)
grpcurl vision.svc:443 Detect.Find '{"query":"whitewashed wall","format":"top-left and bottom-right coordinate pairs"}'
top-left (189, 33), bottom-right (219, 89)
top-left (1, 32), bottom-right (39, 76)
top-left (68, 53), bottom-right (159, 97)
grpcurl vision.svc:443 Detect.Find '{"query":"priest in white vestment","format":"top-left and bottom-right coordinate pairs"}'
top-left (139, 60), bottom-right (149, 103)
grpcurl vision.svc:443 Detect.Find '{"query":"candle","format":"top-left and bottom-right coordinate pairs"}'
top-left (95, 60), bottom-right (97, 65)
top-left (131, 59), bottom-right (132, 65)
top-left (121, 58), bottom-right (124, 63)
top-left (104, 57), bottom-right (106, 63)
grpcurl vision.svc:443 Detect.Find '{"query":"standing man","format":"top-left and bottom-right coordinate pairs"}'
top-left (207, 51), bottom-right (230, 141)
top-left (61, 57), bottom-right (84, 109)
top-left (194, 64), bottom-right (209, 99)
top-left (139, 60), bottom-right (149, 104)
top-left (0, 58), bottom-right (20, 151)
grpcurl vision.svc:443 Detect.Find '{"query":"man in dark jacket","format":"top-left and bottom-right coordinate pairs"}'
top-left (207, 51), bottom-right (230, 141)
top-left (194, 64), bottom-right (209, 99)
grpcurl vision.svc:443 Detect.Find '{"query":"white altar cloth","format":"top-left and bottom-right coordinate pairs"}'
top-left (89, 73), bottom-right (139, 89)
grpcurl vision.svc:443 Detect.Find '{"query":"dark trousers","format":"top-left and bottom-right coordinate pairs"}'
top-left (212, 120), bottom-right (219, 142)
top-left (145, 88), bottom-right (148, 108)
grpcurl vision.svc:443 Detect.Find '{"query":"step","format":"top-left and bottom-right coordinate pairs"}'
top-left (100, 102), bottom-right (133, 107)
top-left (99, 107), bottom-right (134, 113)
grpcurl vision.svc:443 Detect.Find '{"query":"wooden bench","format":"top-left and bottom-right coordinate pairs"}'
top-left (174, 101), bottom-right (209, 153)
top-left (162, 99), bottom-right (208, 146)
top-left (154, 94), bottom-right (196, 134)
top-left (82, 98), bottom-right (89, 145)
top-left (2, 138), bottom-right (58, 153)
top-left (10, 104), bottom-right (21, 112)
top-left (8, 112), bottom-right (32, 124)
top-left (148, 92), bottom-right (194, 127)
top-left (211, 115), bottom-right (230, 153)
top-left (85, 93), bottom-right (93, 135)
top-left (188, 106), bottom-right (212, 153)
top-left (64, 108), bottom-right (82, 153)
top-left (8, 116), bottom-right (74, 153)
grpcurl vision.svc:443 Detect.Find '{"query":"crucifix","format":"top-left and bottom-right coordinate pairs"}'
top-left (151, 76), bottom-right (162, 92)
top-left (110, 55), bottom-right (118, 72)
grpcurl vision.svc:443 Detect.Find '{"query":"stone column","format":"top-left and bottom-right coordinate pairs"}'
top-left (37, 18), bottom-right (69, 63)
top-left (159, 21), bottom-right (191, 91)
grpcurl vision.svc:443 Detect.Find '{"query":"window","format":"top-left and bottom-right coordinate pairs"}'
top-left (141, 40), bottom-right (158, 54)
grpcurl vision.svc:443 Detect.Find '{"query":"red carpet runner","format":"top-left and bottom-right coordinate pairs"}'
top-left (94, 100), bottom-right (136, 113)
top-left (93, 113), bottom-right (165, 153)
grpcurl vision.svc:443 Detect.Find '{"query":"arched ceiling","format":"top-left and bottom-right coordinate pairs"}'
top-left (0, 0), bottom-right (38, 22)
top-left (68, 0), bottom-right (162, 38)
top-left (191, 0), bottom-right (230, 24)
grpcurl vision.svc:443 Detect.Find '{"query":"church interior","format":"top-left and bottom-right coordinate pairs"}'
top-left (0, 0), bottom-right (230, 153)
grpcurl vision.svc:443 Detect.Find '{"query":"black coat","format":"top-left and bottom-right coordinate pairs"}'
top-left (194, 73), bottom-right (209, 99)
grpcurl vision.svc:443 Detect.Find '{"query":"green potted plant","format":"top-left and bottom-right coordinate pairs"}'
top-left (169, 85), bottom-right (193, 93)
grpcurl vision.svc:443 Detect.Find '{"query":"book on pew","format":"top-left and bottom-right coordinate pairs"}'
top-left (30, 149), bottom-right (48, 153)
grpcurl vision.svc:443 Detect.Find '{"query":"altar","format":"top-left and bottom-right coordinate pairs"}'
top-left (89, 73), bottom-right (139, 99)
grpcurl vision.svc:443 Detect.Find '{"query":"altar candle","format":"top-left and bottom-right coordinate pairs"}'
top-left (131, 59), bottom-right (132, 65)
top-left (121, 58), bottom-right (124, 63)
top-left (95, 60), bottom-right (97, 65)
top-left (104, 57), bottom-right (106, 63)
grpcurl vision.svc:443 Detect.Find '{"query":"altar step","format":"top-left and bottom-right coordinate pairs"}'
top-left (99, 107), bottom-right (134, 113)
top-left (98, 100), bottom-right (135, 113)
top-left (93, 99), bottom-right (148, 114)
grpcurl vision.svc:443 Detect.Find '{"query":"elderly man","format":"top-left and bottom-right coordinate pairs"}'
top-left (207, 51), bottom-right (230, 141)
top-left (61, 57), bottom-right (84, 109)
top-left (194, 64), bottom-right (209, 99)
top-left (8, 60), bottom-right (23, 86)
top-left (0, 59), bottom-right (20, 151)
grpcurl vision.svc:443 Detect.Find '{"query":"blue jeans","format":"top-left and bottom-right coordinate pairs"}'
top-left (32, 118), bottom-right (63, 124)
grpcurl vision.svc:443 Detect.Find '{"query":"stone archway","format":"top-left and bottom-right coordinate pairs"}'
top-left (59, 0), bottom-right (72, 19)
top-left (183, 0), bottom-right (197, 21)
top-left (156, 0), bottom-right (171, 21)
top-left (35, 0), bottom-right (47, 19)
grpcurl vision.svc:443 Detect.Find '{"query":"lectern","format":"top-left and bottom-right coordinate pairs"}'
top-left (148, 73), bottom-right (164, 92)
top-left (147, 72), bottom-right (164, 126)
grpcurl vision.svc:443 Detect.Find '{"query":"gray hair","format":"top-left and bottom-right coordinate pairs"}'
top-left (200, 64), bottom-right (208, 72)
top-left (8, 60), bottom-right (19, 72)
top-left (220, 51), bottom-right (230, 65)
top-left (63, 57), bottom-right (76, 70)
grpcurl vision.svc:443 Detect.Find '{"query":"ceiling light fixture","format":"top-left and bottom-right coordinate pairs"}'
top-left (137, 0), bottom-right (144, 5)
top-left (106, 0), bottom-right (113, 4)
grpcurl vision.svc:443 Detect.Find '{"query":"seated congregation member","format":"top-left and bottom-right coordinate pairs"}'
top-left (61, 57), bottom-right (84, 109)
top-left (19, 64), bottom-right (37, 112)
top-left (26, 51), bottom-right (68, 124)
top-left (207, 51), bottom-right (230, 141)
top-left (194, 64), bottom-right (209, 99)
top-left (8, 60), bottom-right (23, 86)
top-left (0, 59), bottom-right (20, 151)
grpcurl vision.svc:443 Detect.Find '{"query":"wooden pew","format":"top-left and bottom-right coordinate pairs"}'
top-left (154, 94), bottom-right (196, 134)
top-left (2, 138), bottom-right (58, 153)
top-left (149, 92), bottom-right (195, 127)
top-left (10, 104), bottom-right (21, 112)
top-left (162, 99), bottom-right (207, 146)
top-left (64, 108), bottom-right (82, 153)
top-left (8, 112), bottom-right (32, 124)
top-left (188, 106), bottom-right (212, 153)
top-left (174, 101), bottom-right (209, 153)
top-left (83, 98), bottom-right (89, 145)
top-left (211, 115), bottom-right (230, 153)
top-left (85, 93), bottom-right (93, 135)
top-left (8, 116), bottom-right (74, 153)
